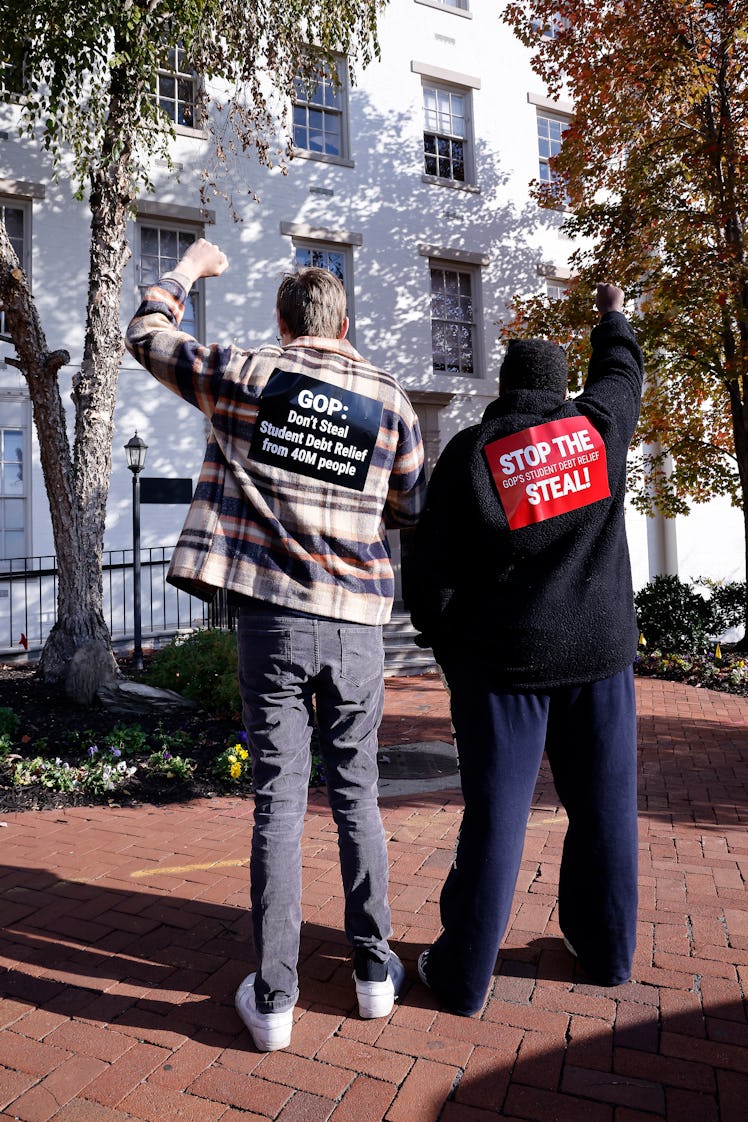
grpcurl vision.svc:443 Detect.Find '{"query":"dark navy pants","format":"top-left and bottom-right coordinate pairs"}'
top-left (423, 661), bottom-right (638, 1016)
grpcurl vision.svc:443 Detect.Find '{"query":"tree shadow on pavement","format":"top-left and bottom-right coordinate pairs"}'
top-left (1, 864), bottom-right (746, 1120)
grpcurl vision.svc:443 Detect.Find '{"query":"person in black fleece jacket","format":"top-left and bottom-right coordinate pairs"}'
top-left (405, 284), bottom-right (644, 1015)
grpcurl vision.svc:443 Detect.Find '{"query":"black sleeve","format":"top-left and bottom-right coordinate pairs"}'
top-left (403, 432), bottom-right (471, 649)
top-left (580, 311), bottom-right (645, 445)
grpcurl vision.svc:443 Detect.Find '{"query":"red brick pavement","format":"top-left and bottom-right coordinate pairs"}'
top-left (0, 675), bottom-right (746, 1121)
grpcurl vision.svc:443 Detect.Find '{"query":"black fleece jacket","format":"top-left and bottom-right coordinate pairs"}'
top-left (404, 311), bottom-right (644, 688)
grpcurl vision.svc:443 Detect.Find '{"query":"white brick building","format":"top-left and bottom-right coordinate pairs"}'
top-left (1, 0), bottom-right (743, 622)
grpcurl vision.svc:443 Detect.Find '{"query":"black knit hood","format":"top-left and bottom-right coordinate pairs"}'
top-left (499, 339), bottom-right (569, 397)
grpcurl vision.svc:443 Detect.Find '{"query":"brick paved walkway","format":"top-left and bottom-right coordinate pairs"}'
top-left (1, 675), bottom-right (746, 1121)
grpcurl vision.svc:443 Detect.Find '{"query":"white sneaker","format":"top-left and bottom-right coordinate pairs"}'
top-left (354, 952), bottom-right (406, 1019)
top-left (235, 973), bottom-right (294, 1051)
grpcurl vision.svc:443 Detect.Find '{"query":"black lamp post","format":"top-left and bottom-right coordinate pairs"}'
top-left (124, 432), bottom-right (148, 670)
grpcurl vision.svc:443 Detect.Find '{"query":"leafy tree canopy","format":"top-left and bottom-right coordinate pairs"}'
top-left (1, 0), bottom-right (384, 194)
top-left (502, 0), bottom-right (748, 520)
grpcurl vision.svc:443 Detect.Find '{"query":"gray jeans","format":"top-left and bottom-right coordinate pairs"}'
top-left (237, 609), bottom-right (392, 1013)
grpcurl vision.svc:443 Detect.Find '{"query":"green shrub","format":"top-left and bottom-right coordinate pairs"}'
top-left (147, 628), bottom-right (241, 716)
top-left (698, 578), bottom-right (746, 637)
top-left (635, 575), bottom-right (715, 653)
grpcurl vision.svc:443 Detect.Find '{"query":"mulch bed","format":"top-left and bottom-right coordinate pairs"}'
top-left (0, 658), bottom-right (243, 813)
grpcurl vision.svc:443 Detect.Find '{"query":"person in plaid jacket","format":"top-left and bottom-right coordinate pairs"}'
top-left (126, 238), bottom-right (425, 1050)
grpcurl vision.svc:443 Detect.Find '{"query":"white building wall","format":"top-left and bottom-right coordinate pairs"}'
top-left (0, 0), bottom-right (744, 593)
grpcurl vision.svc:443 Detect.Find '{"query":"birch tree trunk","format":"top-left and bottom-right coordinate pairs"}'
top-left (0, 66), bottom-right (135, 693)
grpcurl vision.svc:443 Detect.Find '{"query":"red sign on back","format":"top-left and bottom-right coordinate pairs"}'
top-left (484, 415), bottom-right (610, 530)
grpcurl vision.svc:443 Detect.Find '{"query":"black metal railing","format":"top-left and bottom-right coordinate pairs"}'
top-left (0, 547), bottom-right (228, 658)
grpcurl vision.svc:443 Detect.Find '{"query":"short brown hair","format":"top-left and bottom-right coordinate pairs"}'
top-left (276, 267), bottom-right (347, 340)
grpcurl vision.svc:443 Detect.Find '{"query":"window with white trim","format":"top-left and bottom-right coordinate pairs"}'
top-left (536, 111), bottom-right (568, 192)
top-left (423, 82), bottom-right (472, 184)
top-left (0, 200), bottom-right (29, 340)
top-left (0, 401), bottom-right (29, 560)
top-left (293, 241), bottom-right (355, 344)
top-left (546, 278), bottom-right (568, 301)
top-left (429, 263), bottom-right (479, 376)
top-left (435, 0), bottom-right (469, 10)
top-left (293, 57), bottom-right (349, 160)
top-left (1, 56), bottom-right (23, 97)
top-left (137, 223), bottom-right (204, 339)
top-left (533, 13), bottom-right (568, 39)
top-left (155, 42), bottom-right (197, 128)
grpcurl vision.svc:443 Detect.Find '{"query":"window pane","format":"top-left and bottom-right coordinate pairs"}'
top-left (4, 497), bottom-right (24, 528)
top-left (139, 223), bottom-right (203, 338)
top-left (2, 529), bottom-right (25, 559)
top-left (2, 206), bottom-right (23, 240)
top-left (423, 87), bottom-right (437, 127)
top-left (430, 265), bottom-right (476, 375)
top-left (1, 429), bottom-right (23, 495)
top-left (452, 141), bottom-right (465, 180)
top-left (293, 58), bottom-right (346, 157)
top-left (0, 462), bottom-right (23, 496)
top-left (422, 84), bottom-right (469, 180)
top-left (325, 118), bottom-right (341, 155)
top-left (1, 428), bottom-right (22, 462)
top-left (182, 294), bottom-right (198, 337)
top-left (140, 257), bottom-right (159, 285)
top-left (328, 252), bottom-right (344, 281)
top-left (305, 78), bottom-right (323, 105)
top-left (324, 79), bottom-right (341, 110)
top-left (158, 74), bottom-right (175, 99)
top-left (178, 230), bottom-right (196, 255)
top-left (140, 226), bottom-right (159, 255)
top-left (295, 245), bottom-right (346, 285)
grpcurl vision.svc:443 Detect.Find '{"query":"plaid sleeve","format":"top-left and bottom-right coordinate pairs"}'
top-left (125, 276), bottom-right (235, 415)
top-left (383, 408), bottom-right (427, 529)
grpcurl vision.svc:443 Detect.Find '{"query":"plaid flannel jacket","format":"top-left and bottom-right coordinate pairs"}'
top-left (125, 275), bottom-right (426, 625)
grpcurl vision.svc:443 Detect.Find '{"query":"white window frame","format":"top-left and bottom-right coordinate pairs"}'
top-left (415, 0), bottom-right (472, 15)
top-left (0, 196), bottom-right (31, 341)
top-left (536, 109), bottom-right (570, 203)
top-left (292, 55), bottom-right (352, 167)
top-left (136, 219), bottom-right (206, 341)
top-left (0, 56), bottom-right (23, 99)
top-left (546, 278), bottom-right (568, 301)
top-left (280, 221), bottom-right (362, 346)
top-left (426, 256), bottom-right (485, 378)
top-left (533, 13), bottom-right (568, 39)
top-left (422, 80), bottom-right (473, 186)
top-left (412, 62), bottom-right (480, 190)
top-left (292, 241), bottom-right (356, 346)
top-left (0, 394), bottom-right (31, 562)
top-left (155, 42), bottom-right (199, 132)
